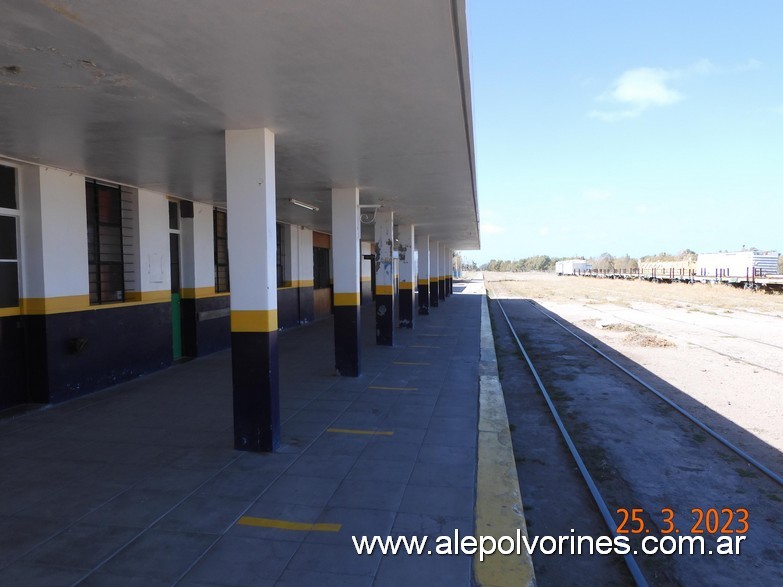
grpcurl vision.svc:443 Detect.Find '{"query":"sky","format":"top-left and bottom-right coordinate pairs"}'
top-left (465, 1), bottom-right (783, 265)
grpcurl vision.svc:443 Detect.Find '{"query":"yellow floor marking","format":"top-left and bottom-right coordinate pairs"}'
top-left (237, 516), bottom-right (342, 532)
top-left (393, 361), bottom-right (431, 366)
top-left (368, 385), bottom-right (418, 391)
top-left (327, 428), bottom-right (394, 436)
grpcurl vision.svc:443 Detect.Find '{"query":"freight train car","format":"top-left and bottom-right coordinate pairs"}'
top-left (637, 259), bottom-right (696, 281)
top-left (555, 259), bottom-right (591, 275)
top-left (696, 250), bottom-right (779, 282)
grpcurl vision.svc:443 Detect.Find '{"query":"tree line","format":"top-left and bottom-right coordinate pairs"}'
top-left (479, 250), bottom-right (700, 273)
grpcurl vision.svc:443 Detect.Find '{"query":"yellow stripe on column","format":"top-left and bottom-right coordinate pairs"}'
top-left (376, 285), bottom-right (394, 295)
top-left (418, 279), bottom-right (429, 286)
top-left (231, 310), bottom-right (278, 333)
top-left (430, 277), bottom-right (438, 283)
top-left (399, 282), bottom-right (414, 290)
top-left (334, 292), bottom-right (360, 306)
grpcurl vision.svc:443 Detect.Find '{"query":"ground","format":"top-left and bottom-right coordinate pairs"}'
top-left (483, 271), bottom-right (783, 455)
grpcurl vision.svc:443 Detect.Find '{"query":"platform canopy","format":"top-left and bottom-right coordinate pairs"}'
top-left (0, 0), bottom-right (479, 249)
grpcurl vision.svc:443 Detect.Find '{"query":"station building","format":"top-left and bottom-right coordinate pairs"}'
top-left (0, 1), bottom-right (479, 452)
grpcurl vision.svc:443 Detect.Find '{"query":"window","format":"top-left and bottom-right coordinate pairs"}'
top-left (214, 209), bottom-right (230, 293)
top-left (313, 247), bottom-right (330, 289)
top-left (0, 164), bottom-right (16, 210)
top-left (168, 201), bottom-right (180, 230)
top-left (276, 223), bottom-right (285, 287)
top-left (86, 180), bottom-right (125, 304)
top-left (0, 164), bottom-right (19, 309)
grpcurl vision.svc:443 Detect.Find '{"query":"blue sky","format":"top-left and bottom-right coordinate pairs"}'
top-left (467, 1), bottom-right (783, 264)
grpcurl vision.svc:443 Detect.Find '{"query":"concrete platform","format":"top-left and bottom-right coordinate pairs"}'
top-left (0, 280), bottom-right (530, 586)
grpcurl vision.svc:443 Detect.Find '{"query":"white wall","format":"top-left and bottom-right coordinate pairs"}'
top-left (297, 227), bottom-right (314, 283)
top-left (137, 189), bottom-right (171, 293)
top-left (415, 234), bottom-right (429, 281)
top-left (21, 166), bottom-right (89, 299)
top-left (193, 203), bottom-right (216, 289)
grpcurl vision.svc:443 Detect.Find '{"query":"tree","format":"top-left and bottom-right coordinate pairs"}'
top-left (615, 254), bottom-right (638, 272)
top-left (593, 252), bottom-right (615, 272)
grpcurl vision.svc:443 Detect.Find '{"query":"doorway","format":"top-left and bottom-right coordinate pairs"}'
top-left (169, 202), bottom-right (182, 361)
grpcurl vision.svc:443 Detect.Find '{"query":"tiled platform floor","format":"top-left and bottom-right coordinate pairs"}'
top-left (0, 286), bottom-right (482, 586)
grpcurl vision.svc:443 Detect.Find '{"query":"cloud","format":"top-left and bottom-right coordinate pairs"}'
top-left (589, 58), bottom-right (756, 121)
top-left (590, 67), bottom-right (683, 120)
top-left (583, 188), bottom-right (612, 202)
top-left (611, 68), bottom-right (683, 106)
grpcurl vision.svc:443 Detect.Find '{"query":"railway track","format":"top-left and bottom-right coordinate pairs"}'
top-left (492, 298), bottom-right (783, 586)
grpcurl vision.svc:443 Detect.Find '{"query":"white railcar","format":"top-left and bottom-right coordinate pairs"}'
top-left (696, 250), bottom-right (779, 281)
top-left (555, 259), bottom-right (591, 275)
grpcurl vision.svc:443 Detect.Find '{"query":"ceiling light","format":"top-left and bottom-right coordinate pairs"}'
top-left (289, 198), bottom-right (319, 212)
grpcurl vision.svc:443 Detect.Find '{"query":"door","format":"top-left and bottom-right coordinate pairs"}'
top-left (169, 201), bottom-right (182, 361)
top-left (170, 233), bottom-right (182, 360)
top-left (0, 164), bottom-right (27, 409)
top-left (363, 254), bottom-right (375, 301)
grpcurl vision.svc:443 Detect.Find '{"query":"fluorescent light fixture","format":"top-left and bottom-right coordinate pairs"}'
top-left (289, 198), bottom-right (319, 212)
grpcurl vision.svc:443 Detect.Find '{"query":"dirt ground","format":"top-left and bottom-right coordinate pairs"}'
top-left (481, 271), bottom-right (783, 457)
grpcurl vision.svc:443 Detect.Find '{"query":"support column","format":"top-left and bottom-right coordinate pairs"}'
top-left (332, 188), bottom-right (361, 376)
top-left (438, 244), bottom-right (447, 301)
top-left (226, 128), bottom-right (279, 452)
top-left (398, 224), bottom-right (415, 328)
top-left (416, 234), bottom-right (430, 315)
top-left (430, 240), bottom-right (439, 307)
top-left (447, 247), bottom-right (453, 295)
top-left (451, 249), bottom-right (455, 294)
top-left (375, 208), bottom-right (395, 344)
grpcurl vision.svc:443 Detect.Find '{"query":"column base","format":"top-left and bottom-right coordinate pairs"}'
top-left (399, 288), bottom-right (414, 328)
top-left (231, 331), bottom-right (280, 452)
top-left (376, 294), bottom-right (395, 345)
top-left (334, 304), bottom-right (361, 376)
top-left (418, 284), bottom-right (430, 315)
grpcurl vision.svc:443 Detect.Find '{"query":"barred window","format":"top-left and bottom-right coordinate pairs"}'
top-left (86, 180), bottom-right (125, 304)
top-left (214, 209), bottom-right (230, 293)
top-left (0, 164), bottom-right (19, 309)
top-left (0, 164), bottom-right (16, 210)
